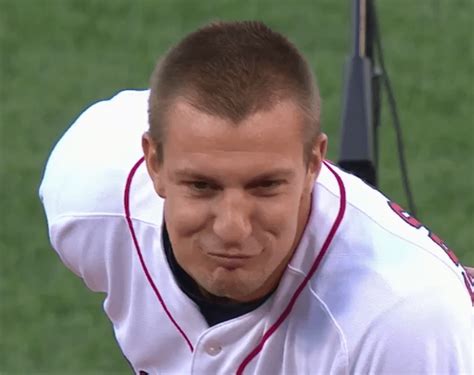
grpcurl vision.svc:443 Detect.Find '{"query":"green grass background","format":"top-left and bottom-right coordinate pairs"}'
top-left (1, 0), bottom-right (472, 372)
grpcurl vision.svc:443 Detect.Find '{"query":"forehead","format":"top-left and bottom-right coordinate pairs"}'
top-left (161, 99), bottom-right (307, 178)
top-left (165, 99), bottom-right (305, 148)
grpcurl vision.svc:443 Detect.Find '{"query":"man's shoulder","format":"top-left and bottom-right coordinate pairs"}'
top-left (316, 164), bottom-right (459, 268)
top-left (308, 210), bottom-right (471, 368)
top-left (39, 89), bottom-right (151, 222)
top-left (311, 163), bottom-right (471, 340)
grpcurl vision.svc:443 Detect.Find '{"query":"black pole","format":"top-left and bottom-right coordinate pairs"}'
top-left (338, 0), bottom-right (379, 187)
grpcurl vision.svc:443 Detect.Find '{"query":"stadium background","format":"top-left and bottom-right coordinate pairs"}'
top-left (1, 0), bottom-right (472, 372)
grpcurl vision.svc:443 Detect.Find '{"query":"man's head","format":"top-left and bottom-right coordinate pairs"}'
top-left (148, 20), bottom-right (321, 164)
top-left (143, 21), bottom-right (327, 303)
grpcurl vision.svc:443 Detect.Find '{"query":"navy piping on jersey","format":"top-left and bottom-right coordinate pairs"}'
top-left (124, 157), bottom-right (347, 370)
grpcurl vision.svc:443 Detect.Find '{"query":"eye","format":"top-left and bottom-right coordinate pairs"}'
top-left (185, 180), bottom-right (220, 195)
top-left (251, 180), bottom-right (286, 196)
top-left (258, 180), bottom-right (281, 189)
top-left (189, 181), bottom-right (213, 191)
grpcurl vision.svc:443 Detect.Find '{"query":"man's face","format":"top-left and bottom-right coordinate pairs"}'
top-left (143, 99), bottom-right (327, 302)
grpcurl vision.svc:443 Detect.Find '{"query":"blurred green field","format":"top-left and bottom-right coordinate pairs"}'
top-left (0, 0), bottom-right (472, 372)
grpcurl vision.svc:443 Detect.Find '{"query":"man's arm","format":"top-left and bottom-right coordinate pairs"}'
top-left (39, 90), bottom-right (148, 292)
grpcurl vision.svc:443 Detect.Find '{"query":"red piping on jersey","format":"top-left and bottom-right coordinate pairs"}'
top-left (124, 156), bottom-right (194, 352)
top-left (236, 160), bottom-right (347, 374)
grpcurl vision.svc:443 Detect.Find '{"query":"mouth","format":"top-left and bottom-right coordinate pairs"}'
top-left (207, 253), bottom-right (253, 269)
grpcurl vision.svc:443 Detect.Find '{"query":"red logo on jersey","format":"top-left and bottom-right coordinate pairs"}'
top-left (388, 201), bottom-right (473, 304)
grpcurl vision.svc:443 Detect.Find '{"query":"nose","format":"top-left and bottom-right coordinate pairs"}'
top-left (213, 189), bottom-right (252, 244)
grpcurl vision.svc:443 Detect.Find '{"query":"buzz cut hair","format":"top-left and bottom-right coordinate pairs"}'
top-left (148, 20), bottom-right (321, 164)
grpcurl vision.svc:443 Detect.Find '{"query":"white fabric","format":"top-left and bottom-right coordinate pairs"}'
top-left (40, 90), bottom-right (473, 374)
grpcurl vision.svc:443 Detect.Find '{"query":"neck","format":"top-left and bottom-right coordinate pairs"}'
top-left (197, 285), bottom-right (270, 306)
top-left (293, 189), bottom-right (313, 254)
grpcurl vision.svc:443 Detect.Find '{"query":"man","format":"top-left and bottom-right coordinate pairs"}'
top-left (40, 21), bottom-right (472, 374)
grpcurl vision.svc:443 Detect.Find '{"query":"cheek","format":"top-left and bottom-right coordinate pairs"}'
top-left (163, 197), bottom-right (212, 274)
top-left (164, 196), bottom-right (210, 238)
top-left (255, 194), bottom-right (302, 241)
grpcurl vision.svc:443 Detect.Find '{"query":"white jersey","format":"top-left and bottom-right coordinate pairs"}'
top-left (40, 90), bottom-right (473, 374)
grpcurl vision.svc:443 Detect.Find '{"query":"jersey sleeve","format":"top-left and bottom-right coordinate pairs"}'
top-left (351, 286), bottom-right (473, 374)
top-left (47, 215), bottom-right (133, 292)
top-left (39, 90), bottom-right (149, 292)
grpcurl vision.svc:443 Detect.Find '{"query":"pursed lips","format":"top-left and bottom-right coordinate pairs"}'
top-left (207, 252), bottom-right (255, 269)
top-left (208, 252), bottom-right (254, 258)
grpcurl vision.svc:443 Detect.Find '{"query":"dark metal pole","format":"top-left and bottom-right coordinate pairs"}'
top-left (338, 0), bottom-right (379, 187)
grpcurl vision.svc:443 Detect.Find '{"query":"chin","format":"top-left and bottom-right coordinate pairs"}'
top-left (203, 268), bottom-right (264, 302)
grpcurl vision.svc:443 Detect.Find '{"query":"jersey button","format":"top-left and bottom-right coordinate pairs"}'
top-left (205, 343), bottom-right (222, 356)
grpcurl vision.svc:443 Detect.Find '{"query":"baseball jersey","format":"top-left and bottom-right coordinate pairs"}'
top-left (39, 89), bottom-right (473, 374)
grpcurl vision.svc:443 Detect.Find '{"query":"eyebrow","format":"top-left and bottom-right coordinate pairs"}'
top-left (172, 168), bottom-right (295, 184)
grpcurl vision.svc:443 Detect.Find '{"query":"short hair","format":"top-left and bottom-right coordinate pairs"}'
top-left (148, 20), bottom-right (321, 164)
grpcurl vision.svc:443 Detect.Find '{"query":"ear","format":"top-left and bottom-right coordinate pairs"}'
top-left (306, 132), bottom-right (328, 188)
top-left (142, 131), bottom-right (166, 198)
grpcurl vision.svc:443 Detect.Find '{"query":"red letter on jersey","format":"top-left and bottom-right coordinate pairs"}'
top-left (388, 201), bottom-right (422, 229)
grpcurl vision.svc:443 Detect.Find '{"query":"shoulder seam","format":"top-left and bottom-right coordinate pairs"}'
top-left (308, 286), bottom-right (350, 375)
top-left (315, 182), bottom-right (462, 281)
